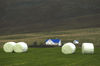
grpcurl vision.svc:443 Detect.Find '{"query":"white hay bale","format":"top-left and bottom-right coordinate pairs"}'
top-left (3, 42), bottom-right (16, 53)
top-left (82, 43), bottom-right (94, 54)
top-left (61, 42), bottom-right (76, 54)
top-left (73, 40), bottom-right (79, 44)
top-left (14, 42), bottom-right (28, 53)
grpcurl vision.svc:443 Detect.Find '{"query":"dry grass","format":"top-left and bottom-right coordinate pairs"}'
top-left (0, 28), bottom-right (100, 47)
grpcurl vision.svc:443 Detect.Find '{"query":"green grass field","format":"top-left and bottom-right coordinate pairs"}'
top-left (0, 48), bottom-right (100, 66)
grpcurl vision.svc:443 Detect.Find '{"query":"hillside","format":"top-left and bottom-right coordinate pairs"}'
top-left (0, 28), bottom-right (100, 47)
top-left (0, 0), bottom-right (100, 34)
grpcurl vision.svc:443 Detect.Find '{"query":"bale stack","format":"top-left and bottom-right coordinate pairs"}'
top-left (61, 42), bottom-right (76, 54)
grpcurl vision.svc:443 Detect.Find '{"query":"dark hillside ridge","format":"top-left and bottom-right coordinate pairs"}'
top-left (0, 0), bottom-right (100, 34)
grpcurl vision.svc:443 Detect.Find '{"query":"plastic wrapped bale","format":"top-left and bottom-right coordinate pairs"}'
top-left (82, 43), bottom-right (94, 54)
top-left (3, 42), bottom-right (16, 53)
top-left (61, 42), bottom-right (76, 54)
top-left (14, 42), bottom-right (28, 53)
top-left (73, 40), bottom-right (79, 44)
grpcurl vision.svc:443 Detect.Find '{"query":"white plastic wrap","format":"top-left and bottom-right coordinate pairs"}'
top-left (3, 42), bottom-right (16, 53)
top-left (62, 42), bottom-right (76, 54)
top-left (82, 43), bottom-right (94, 54)
top-left (14, 42), bottom-right (28, 53)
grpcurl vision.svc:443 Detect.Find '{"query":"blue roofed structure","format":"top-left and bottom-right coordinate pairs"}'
top-left (45, 39), bottom-right (61, 46)
top-left (46, 39), bottom-right (60, 43)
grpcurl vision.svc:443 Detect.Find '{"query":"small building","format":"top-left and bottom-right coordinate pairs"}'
top-left (73, 40), bottom-right (79, 44)
top-left (45, 39), bottom-right (61, 46)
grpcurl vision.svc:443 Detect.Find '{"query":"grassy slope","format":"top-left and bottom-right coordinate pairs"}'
top-left (0, 48), bottom-right (100, 66)
top-left (0, 28), bottom-right (100, 47)
top-left (0, 0), bottom-right (100, 34)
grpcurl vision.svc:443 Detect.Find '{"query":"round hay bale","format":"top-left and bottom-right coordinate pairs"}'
top-left (82, 43), bottom-right (94, 54)
top-left (3, 42), bottom-right (16, 53)
top-left (61, 42), bottom-right (76, 54)
top-left (14, 42), bottom-right (28, 53)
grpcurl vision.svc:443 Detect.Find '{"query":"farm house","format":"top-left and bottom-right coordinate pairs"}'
top-left (45, 39), bottom-right (61, 46)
